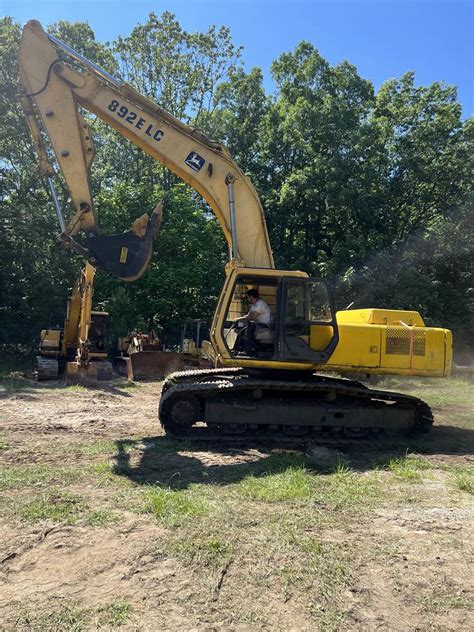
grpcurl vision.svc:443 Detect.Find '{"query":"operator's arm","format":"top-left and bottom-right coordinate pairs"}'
top-left (235, 305), bottom-right (261, 323)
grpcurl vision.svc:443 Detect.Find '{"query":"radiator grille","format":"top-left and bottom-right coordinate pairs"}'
top-left (385, 328), bottom-right (426, 356)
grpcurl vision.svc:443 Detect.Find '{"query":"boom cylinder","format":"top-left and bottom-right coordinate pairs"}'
top-left (226, 174), bottom-right (238, 261)
top-left (47, 177), bottom-right (67, 234)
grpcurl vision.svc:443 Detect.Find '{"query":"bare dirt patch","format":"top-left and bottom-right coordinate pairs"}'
top-left (0, 375), bottom-right (473, 630)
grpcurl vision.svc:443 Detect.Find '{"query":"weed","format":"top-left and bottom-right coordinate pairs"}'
top-left (15, 599), bottom-right (88, 631)
top-left (172, 534), bottom-right (233, 567)
top-left (69, 438), bottom-right (137, 456)
top-left (279, 537), bottom-right (351, 628)
top-left (236, 466), bottom-right (313, 502)
top-left (0, 376), bottom-right (31, 392)
top-left (96, 599), bottom-right (133, 627)
top-left (118, 380), bottom-right (139, 389)
top-left (313, 466), bottom-right (381, 511)
top-left (386, 454), bottom-right (434, 482)
top-left (0, 464), bottom-right (82, 490)
top-left (141, 484), bottom-right (215, 526)
top-left (14, 597), bottom-right (133, 631)
top-left (20, 492), bottom-right (87, 524)
top-left (423, 590), bottom-right (472, 613)
top-left (378, 376), bottom-right (474, 407)
top-left (62, 384), bottom-right (88, 392)
top-left (84, 509), bottom-right (120, 527)
top-left (231, 609), bottom-right (269, 625)
top-left (452, 471), bottom-right (474, 495)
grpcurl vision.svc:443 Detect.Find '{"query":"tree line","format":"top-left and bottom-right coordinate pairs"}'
top-left (1, 14), bottom-right (472, 358)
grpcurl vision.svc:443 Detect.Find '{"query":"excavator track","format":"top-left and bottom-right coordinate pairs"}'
top-left (36, 356), bottom-right (59, 381)
top-left (159, 369), bottom-right (433, 440)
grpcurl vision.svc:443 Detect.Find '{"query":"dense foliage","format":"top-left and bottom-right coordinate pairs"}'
top-left (1, 14), bottom-right (472, 355)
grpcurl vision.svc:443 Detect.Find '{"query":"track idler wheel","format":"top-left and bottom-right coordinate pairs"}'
top-left (162, 395), bottom-right (200, 436)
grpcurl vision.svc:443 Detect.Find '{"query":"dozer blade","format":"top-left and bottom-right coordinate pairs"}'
top-left (126, 351), bottom-right (185, 381)
top-left (86, 203), bottom-right (162, 281)
top-left (65, 360), bottom-right (113, 385)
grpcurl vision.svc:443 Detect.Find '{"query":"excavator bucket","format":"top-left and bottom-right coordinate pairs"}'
top-left (65, 360), bottom-right (113, 386)
top-left (86, 204), bottom-right (162, 282)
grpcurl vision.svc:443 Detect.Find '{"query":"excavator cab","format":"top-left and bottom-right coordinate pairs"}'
top-left (217, 269), bottom-right (339, 366)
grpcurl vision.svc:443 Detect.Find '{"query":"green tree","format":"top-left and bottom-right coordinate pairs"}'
top-left (0, 18), bottom-right (78, 348)
top-left (202, 67), bottom-right (269, 173)
top-left (114, 11), bottom-right (242, 122)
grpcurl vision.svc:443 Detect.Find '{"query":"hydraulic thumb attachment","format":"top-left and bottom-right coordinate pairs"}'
top-left (84, 203), bottom-right (163, 282)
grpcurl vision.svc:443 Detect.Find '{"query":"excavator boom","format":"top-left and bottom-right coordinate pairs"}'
top-left (18, 20), bottom-right (274, 273)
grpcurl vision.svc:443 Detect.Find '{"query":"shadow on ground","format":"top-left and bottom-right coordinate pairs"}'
top-left (112, 423), bottom-right (474, 490)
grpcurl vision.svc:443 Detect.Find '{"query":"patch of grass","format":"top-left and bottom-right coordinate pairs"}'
top-left (279, 536), bottom-right (351, 629)
top-left (96, 599), bottom-right (133, 627)
top-left (14, 597), bottom-right (133, 631)
top-left (378, 376), bottom-right (474, 408)
top-left (139, 436), bottom-right (208, 456)
top-left (171, 534), bottom-right (233, 567)
top-left (230, 609), bottom-right (270, 626)
top-left (236, 466), bottom-right (313, 502)
top-left (84, 509), bottom-right (120, 527)
top-left (13, 493), bottom-right (119, 526)
top-left (0, 376), bottom-right (31, 392)
top-left (385, 454), bottom-right (434, 482)
top-left (15, 599), bottom-right (88, 631)
top-left (423, 590), bottom-right (472, 614)
top-left (89, 461), bottom-right (134, 488)
top-left (20, 492), bottom-right (87, 525)
top-left (234, 461), bottom-right (381, 513)
top-left (0, 354), bottom-right (32, 374)
top-left (141, 483), bottom-right (215, 526)
top-left (0, 464), bottom-right (83, 490)
top-left (452, 471), bottom-right (474, 495)
top-left (67, 438), bottom-right (138, 456)
top-left (0, 439), bottom-right (10, 450)
top-left (118, 380), bottom-right (139, 389)
top-left (0, 355), bottom-right (35, 392)
top-left (312, 464), bottom-right (381, 512)
top-left (62, 384), bottom-right (88, 392)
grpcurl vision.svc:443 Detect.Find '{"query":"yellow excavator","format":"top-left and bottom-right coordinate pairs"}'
top-left (19, 21), bottom-right (452, 436)
top-left (36, 262), bottom-right (112, 381)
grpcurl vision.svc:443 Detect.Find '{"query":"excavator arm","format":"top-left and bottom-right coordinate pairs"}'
top-left (18, 20), bottom-right (274, 275)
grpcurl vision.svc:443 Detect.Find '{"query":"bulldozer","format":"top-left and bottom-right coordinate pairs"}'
top-left (18, 21), bottom-right (452, 435)
top-left (116, 330), bottom-right (185, 381)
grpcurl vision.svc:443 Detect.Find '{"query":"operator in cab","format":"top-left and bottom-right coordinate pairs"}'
top-left (234, 289), bottom-right (272, 354)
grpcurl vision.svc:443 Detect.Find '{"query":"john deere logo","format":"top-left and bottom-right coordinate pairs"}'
top-left (185, 152), bottom-right (205, 172)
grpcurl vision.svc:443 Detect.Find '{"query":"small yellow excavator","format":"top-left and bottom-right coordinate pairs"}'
top-left (19, 21), bottom-right (452, 435)
top-left (37, 262), bottom-right (112, 382)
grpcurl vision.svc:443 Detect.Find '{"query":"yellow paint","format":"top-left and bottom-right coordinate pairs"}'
top-left (336, 308), bottom-right (425, 327)
top-left (120, 246), bottom-right (128, 263)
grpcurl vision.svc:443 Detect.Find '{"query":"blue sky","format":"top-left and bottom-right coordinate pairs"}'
top-left (4, 0), bottom-right (473, 117)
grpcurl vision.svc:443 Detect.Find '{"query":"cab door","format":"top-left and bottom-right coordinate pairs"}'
top-left (276, 277), bottom-right (339, 364)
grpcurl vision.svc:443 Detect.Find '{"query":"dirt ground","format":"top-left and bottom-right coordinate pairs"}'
top-left (0, 373), bottom-right (473, 631)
